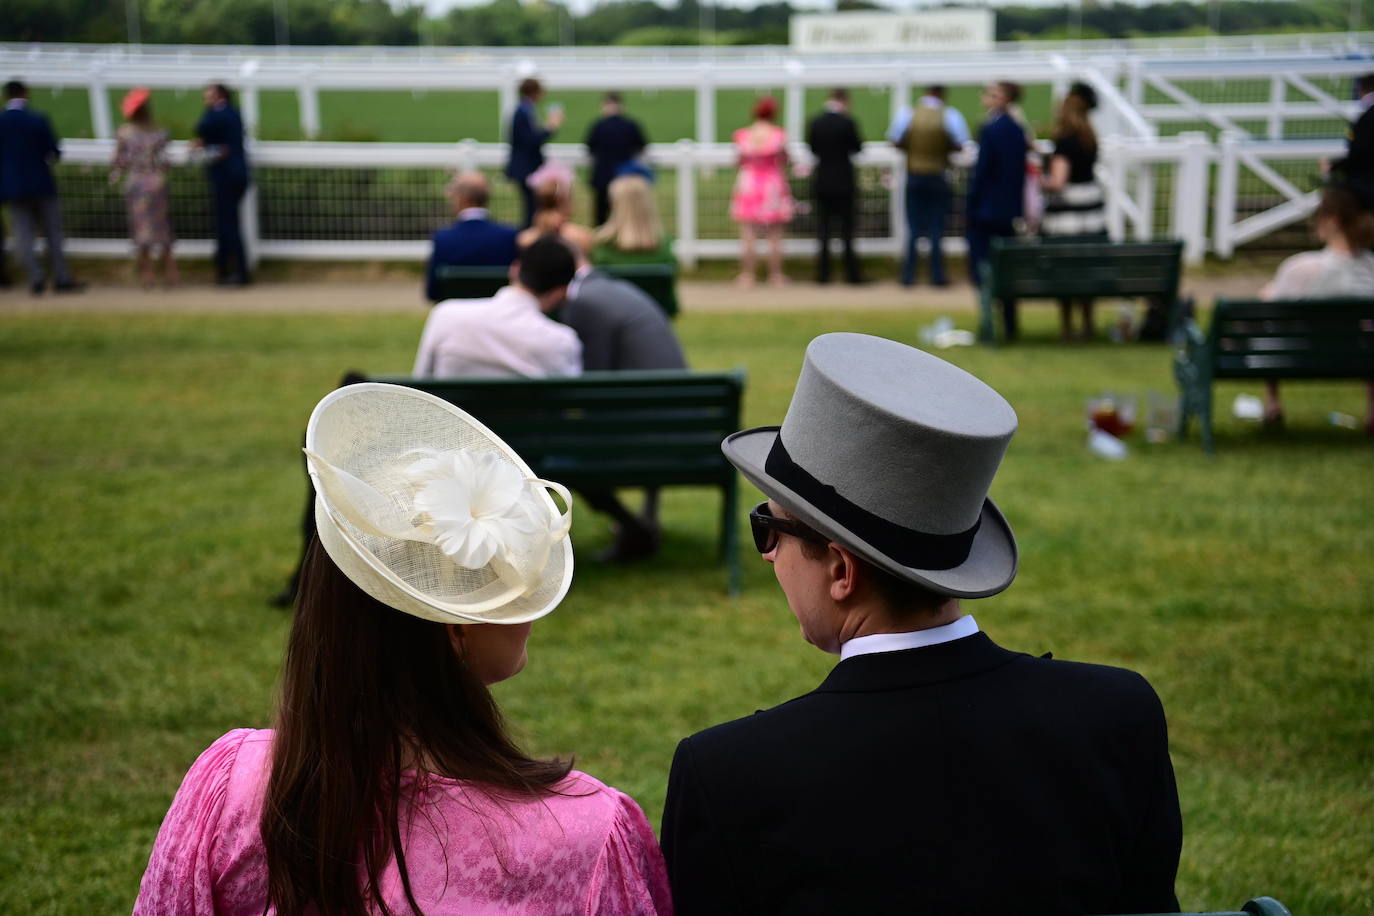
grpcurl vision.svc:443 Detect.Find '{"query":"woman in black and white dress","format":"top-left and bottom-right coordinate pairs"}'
top-left (1041, 83), bottom-right (1107, 340)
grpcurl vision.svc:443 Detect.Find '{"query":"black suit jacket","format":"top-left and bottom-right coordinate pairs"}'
top-left (662, 632), bottom-right (1182, 915)
top-left (806, 109), bottom-right (862, 197)
top-left (586, 114), bottom-right (648, 190)
top-left (1333, 105), bottom-right (1374, 204)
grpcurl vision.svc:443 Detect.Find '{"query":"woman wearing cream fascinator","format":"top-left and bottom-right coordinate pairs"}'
top-left (134, 383), bottom-right (671, 916)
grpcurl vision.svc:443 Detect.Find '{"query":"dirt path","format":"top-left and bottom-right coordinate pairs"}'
top-left (0, 273), bottom-right (1274, 315)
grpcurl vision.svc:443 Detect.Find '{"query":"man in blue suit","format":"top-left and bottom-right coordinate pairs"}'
top-left (0, 80), bottom-right (82, 295)
top-left (585, 92), bottom-right (647, 226)
top-left (966, 81), bottom-right (1028, 339)
top-left (504, 78), bottom-right (563, 229)
top-left (193, 83), bottom-right (252, 286)
top-left (425, 171), bottom-right (520, 303)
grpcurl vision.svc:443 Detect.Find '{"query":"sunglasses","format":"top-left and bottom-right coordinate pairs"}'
top-left (749, 501), bottom-right (830, 554)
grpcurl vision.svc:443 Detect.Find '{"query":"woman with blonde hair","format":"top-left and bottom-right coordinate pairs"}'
top-left (134, 384), bottom-right (671, 915)
top-left (595, 174), bottom-right (666, 254)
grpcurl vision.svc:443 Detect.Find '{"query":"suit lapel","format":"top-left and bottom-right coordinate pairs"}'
top-left (815, 632), bottom-right (1026, 693)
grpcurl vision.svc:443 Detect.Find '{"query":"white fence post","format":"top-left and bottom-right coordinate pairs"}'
top-left (88, 71), bottom-right (113, 140)
top-left (1268, 74), bottom-right (1285, 140)
top-left (299, 70), bottom-right (321, 139)
top-left (1171, 131), bottom-right (1211, 264)
top-left (1102, 139), bottom-right (1128, 241)
top-left (1132, 163), bottom-right (1155, 240)
top-left (695, 69), bottom-right (716, 147)
top-left (1212, 131), bottom-right (1240, 258)
top-left (675, 139), bottom-right (698, 270)
top-left (785, 60), bottom-right (805, 144)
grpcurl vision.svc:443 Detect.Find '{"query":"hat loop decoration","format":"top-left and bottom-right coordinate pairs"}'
top-left (305, 447), bottom-right (572, 599)
top-left (304, 383), bottom-right (574, 625)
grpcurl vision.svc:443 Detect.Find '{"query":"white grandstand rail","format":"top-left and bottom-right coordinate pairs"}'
top-left (1211, 134), bottom-right (1339, 258)
top-left (1143, 72), bottom-right (1251, 137)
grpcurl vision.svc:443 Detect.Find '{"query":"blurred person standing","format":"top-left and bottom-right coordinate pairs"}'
top-left (966, 81), bottom-right (1028, 339)
top-left (1331, 73), bottom-right (1374, 206)
top-left (506, 78), bottom-right (563, 229)
top-left (193, 83), bottom-right (252, 287)
top-left (0, 80), bottom-right (83, 295)
top-left (730, 96), bottom-right (794, 288)
top-left (805, 88), bottom-right (865, 286)
top-left (585, 91), bottom-right (647, 226)
top-left (111, 88), bottom-right (178, 290)
top-left (1040, 82), bottom-right (1107, 340)
top-left (889, 85), bottom-right (968, 287)
top-left (425, 170), bottom-right (519, 303)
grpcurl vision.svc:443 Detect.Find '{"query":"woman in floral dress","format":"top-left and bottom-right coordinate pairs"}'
top-left (111, 88), bottom-right (177, 288)
top-left (730, 96), bottom-right (794, 287)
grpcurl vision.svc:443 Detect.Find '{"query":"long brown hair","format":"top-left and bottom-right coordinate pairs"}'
top-left (262, 538), bottom-right (572, 916)
top-left (1054, 89), bottom-right (1097, 154)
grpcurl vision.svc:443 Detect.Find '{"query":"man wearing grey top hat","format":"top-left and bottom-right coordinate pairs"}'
top-left (661, 333), bottom-right (1181, 915)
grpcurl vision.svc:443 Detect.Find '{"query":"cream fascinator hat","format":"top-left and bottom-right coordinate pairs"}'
top-left (304, 383), bottom-right (574, 624)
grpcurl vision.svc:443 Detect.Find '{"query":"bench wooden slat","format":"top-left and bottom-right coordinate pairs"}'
top-left (979, 239), bottom-right (1184, 343)
top-left (369, 369), bottom-right (747, 594)
top-left (1174, 296), bottom-right (1374, 452)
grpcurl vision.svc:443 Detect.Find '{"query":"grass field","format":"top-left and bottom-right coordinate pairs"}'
top-left (32, 84), bottom-right (1054, 144)
top-left (2, 303), bottom-right (1372, 913)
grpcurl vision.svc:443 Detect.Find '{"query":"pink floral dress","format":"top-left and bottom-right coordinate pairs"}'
top-left (110, 123), bottom-right (174, 249)
top-left (133, 729), bottom-right (673, 915)
top-left (729, 125), bottom-right (794, 225)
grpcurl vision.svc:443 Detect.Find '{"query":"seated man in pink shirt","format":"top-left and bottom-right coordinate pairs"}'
top-left (414, 234), bottom-right (581, 378)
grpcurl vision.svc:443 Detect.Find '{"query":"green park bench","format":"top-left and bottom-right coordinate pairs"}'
top-left (979, 238), bottom-right (1184, 344)
top-left (369, 369), bottom-right (747, 594)
top-left (1111, 896), bottom-right (1291, 916)
top-left (1174, 296), bottom-right (1374, 453)
top-left (432, 262), bottom-right (679, 317)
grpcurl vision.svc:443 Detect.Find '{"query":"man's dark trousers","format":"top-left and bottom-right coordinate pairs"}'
top-left (814, 189), bottom-right (859, 284)
top-left (903, 173), bottom-right (950, 286)
top-left (211, 176), bottom-right (249, 281)
top-left (967, 217), bottom-right (1019, 339)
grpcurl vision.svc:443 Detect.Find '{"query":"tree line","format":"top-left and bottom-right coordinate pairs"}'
top-left (4, 0), bottom-right (1372, 48)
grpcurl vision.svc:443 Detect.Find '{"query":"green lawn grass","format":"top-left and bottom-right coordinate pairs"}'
top-left (32, 83), bottom-right (1058, 144)
top-left (1, 304), bottom-right (1371, 912)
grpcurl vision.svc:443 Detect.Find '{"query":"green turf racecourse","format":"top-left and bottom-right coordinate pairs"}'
top-left (0, 303), bottom-right (1371, 912)
top-left (32, 83), bottom-right (1052, 144)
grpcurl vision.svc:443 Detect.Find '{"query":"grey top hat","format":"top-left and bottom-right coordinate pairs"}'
top-left (722, 333), bottom-right (1018, 598)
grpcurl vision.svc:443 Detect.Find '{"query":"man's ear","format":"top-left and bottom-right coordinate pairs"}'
top-left (828, 543), bottom-right (859, 603)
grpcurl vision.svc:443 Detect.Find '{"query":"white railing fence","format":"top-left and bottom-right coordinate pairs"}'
top-left (47, 131), bottom-right (1338, 268)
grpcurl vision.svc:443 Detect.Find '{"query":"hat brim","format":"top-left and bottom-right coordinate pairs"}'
top-left (723, 426), bottom-right (1017, 599)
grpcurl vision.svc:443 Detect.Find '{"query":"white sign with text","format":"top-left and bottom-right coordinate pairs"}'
top-left (790, 10), bottom-right (996, 54)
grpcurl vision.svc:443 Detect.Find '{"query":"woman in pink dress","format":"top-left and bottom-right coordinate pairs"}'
top-left (134, 383), bottom-right (672, 916)
top-left (730, 96), bottom-right (794, 287)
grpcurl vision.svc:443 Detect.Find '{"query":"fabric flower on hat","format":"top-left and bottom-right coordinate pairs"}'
top-left (405, 449), bottom-right (549, 570)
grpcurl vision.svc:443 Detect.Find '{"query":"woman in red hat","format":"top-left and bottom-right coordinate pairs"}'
top-left (730, 95), bottom-right (794, 288)
top-left (111, 87), bottom-right (177, 289)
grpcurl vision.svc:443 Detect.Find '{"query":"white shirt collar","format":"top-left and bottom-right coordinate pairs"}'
top-left (568, 264), bottom-right (594, 299)
top-left (5, 99), bottom-right (27, 110)
top-left (919, 95), bottom-right (944, 109)
top-left (839, 615), bottom-right (980, 661)
top-left (824, 100), bottom-right (846, 113)
top-left (1361, 91), bottom-right (1374, 112)
top-left (458, 207), bottom-right (490, 221)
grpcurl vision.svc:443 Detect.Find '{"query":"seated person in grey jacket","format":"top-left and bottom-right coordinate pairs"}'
top-left (562, 246), bottom-right (688, 561)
